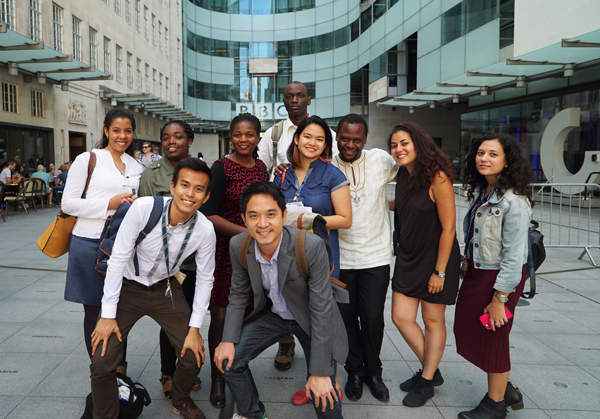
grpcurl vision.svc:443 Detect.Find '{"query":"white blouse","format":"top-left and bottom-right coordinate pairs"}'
top-left (62, 149), bottom-right (144, 239)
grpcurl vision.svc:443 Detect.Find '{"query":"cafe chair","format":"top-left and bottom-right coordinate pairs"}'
top-left (4, 181), bottom-right (28, 216)
top-left (22, 179), bottom-right (41, 212)
top-left (31, 178), bottom-right (50, 209)
top-left (0, 181), bottom-right (6, 222)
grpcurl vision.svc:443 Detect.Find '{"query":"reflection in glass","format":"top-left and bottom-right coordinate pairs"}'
top-left (441, 3), bottom-right (464, 45)
top-left (253, 76), bottom-right (275, 103)
top-left (360, 7), bottom-right (372, 34)
top-left (252, 0), bottom-right (274, 15)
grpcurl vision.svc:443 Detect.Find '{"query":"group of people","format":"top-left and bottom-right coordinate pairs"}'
top-left (1, 160), bottom-right (70, 207)
top-left (60, 80), bottom-right (534, 419)
top-left (134, 141), bottom-right (163, 168)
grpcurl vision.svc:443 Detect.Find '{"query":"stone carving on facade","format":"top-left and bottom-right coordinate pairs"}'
top-left (69, 99), bottom-right (87, 125)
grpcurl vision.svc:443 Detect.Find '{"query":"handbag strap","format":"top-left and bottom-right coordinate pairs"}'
top-left (81, 152), bottom-right (97, 199)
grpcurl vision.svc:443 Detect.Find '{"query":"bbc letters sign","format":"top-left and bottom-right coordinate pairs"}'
top-left (236, 103), bottom-right (288, 120)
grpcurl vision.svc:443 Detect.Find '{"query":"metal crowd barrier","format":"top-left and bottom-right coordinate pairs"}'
top-left (387, 182), bottom-right (600, 267)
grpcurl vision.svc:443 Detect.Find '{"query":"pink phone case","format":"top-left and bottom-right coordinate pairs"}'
top-left (480, 306), bottom-right (513, 330)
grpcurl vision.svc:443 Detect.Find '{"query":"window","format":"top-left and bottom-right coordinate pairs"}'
top-left (116, 45), bottom-right (122, 83)
top-left (31, 89), bottom-right (44, 117)
top-left (136, 58), bottom-right (142, 91)
top-left (29, 0), bottom-right (42, 41)
top-left (152, 69), bottom-right (156, 95)
top-left (144, 6), bottom-right (148, 38)
top-left (72, 17), bottom-right (82, 61)
top-left (165, 28), bottom-right (169, 57)
top-left (104, 37), bottom-right (111, 73)
top-left (114, 0), bottom-right (121, 15)
top-left (177, 84), bottom-right (181, 106)
top-left (177, 38), bottom-right (181, 63)
top-left (52, 3), bottom-right (64, 53)
top-left (127, 52), bottom-right (133, 87)
top-left (151, 14), bottom-right (156, 45)
top-left (158, 21), bottom-right (162, 51)
top-left (89, 27), bottom-right (98, 67)
top-left (125, 0), bottom-right (131, 22)
top-left (145, 64), bottom-right (149, 92)
top-left (2, 82), bottom-right (18, 113)
top-left (135, 0), bottom-right (140, 30)
top-left (159, 73), bottom-right (163, 98)
top-left (165, 77), bottom-right (169, 101)
top-left (1, 0), bottom-right (14, 29)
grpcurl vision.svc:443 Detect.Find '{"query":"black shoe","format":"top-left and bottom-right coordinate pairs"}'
top-left (364, 375), bottom-right (389, 401)
top-left (402, 377), bottom-right (434, 407)
top-left (344, 374), bottom-right (364, 401)
top-left (458, 393), bottom-right (507, 419)
top-left (504, 381), bottom-right (524, 411)
top-left (399, 368), bottom-right (444, 392)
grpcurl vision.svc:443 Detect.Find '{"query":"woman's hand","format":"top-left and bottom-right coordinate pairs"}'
top-left (273, 162), bottom-right (290, 176)
top-left (484, 297), bottom-right (508, 332)
top-left (108, 193), bottom-right (134, 210)
top-left (428, 273), bottom-right (445, 294)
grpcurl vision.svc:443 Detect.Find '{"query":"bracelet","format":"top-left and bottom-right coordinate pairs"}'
top-left (461, 261), bottom-right (468, 266)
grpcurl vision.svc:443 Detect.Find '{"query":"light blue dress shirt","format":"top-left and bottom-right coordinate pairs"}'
top-left (255, 236), bottom-right (294, 320)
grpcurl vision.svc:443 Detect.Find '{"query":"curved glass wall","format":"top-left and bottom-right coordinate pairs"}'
top-left (189, 0), bottom-right (315, 14)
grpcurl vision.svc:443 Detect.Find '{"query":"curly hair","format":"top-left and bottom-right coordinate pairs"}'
top-left (387, 122), bottom-right (455, 189)
top-left (231, 113), bottom-right (260, 159)
top-left (462, 132), bottom-right (534, 202)
top-left (161, 120), bottom-right (195, 142)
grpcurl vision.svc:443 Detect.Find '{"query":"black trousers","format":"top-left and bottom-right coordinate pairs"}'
top-left (160, 269), bottom-right (196, 376)
top-left (337, 265), bottom-right (390, 378)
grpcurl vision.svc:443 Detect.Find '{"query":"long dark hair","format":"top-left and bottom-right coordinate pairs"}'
top-left (230, 113), bottom-right (260, 159)
top-left (463, 132), bottom-right (533, 201)
top-left (387, 122), bottom-right (455, 189)
top-left (95, 108), bottom-right (137, 157)
top-left (287, 115), bottom-right (333, 169)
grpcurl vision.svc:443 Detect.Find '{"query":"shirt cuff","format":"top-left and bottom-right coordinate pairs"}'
top-left (189, 309), bottom-right (206, 329)
top-left (101, 303), bottom-right (118, 319)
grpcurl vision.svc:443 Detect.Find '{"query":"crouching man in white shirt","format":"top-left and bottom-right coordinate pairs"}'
top-left (90, 158), bottom-right (216, 419)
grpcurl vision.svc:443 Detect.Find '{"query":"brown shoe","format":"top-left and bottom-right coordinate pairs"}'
top-left (274, 341), bottom-right (295, 370)
top-left (210, 374), bottom-right (226, 408)
top-left (172, 398), bottom-right (206, 419)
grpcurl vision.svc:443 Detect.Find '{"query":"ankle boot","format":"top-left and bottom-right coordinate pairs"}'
top-left (458, 393), bottom-right (507, 419)
top-left (504, 381), bottom-right (524, 410)
top-left (210, 365), bottom-right (226, 408)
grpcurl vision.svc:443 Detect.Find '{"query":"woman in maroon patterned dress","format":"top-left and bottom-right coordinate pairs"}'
top-left (200, 113), bottom-right (268, 408)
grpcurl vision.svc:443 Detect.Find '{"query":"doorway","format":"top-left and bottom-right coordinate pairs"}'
top-left (69, 132), bottom-right (87, 162)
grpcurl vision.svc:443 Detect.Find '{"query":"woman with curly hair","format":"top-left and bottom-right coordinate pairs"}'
top-left (454, 133), bottom-right (533, 419)
top-left (388, 122), bottom-right (461, 407)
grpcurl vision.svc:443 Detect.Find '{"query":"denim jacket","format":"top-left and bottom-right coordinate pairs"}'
top-left (463, 187), bottom-right (532, 293)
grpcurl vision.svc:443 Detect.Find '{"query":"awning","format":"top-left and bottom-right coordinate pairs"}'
top-left (0, 23), bottom-right (111, 87)
top-left (379, 28), bottom-right (600, 108)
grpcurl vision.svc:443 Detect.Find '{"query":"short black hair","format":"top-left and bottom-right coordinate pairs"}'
top-left (336, 113), bottom-right (368, 136)
top-left (161, 120), bottom-right (195, 142)
top-left (172, 157), bottom-right (213, 193)
top-left (240, 181), bottom-right (286, 215)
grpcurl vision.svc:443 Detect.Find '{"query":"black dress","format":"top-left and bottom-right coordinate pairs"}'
top-left (391, 167), bottom-right (460, 305)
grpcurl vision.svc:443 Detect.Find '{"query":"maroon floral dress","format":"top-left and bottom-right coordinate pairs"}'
top-left (202, 157), bottom-right (268, 307)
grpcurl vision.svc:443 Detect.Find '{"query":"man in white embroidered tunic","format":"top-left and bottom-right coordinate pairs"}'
top-left (89, 158), bottom-right (216, 419)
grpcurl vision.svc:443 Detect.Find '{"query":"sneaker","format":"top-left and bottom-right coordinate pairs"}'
top-left (274, 341), bottom-right (295, 370)
top-left (399, 368), bottom-right (444, 392)
top-left (232, 412), bottom-right (268, 419)
top-left (402, 377), bottom-right (434, 407)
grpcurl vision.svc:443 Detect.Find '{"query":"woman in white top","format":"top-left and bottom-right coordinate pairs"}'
top-left (62, 108), bottom-right (144, 367)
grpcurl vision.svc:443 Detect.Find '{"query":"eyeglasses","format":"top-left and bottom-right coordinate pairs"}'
top-left (142, 146), bottom-right (150, 149)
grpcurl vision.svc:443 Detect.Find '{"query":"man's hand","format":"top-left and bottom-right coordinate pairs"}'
top-left (273, 162), bottom-right (290, 176)
top-left (91, 318), bottom-right (121, 357)
top-left (305, 375), bottom-right (338, 412)
top-left (181, 327), bottom-right (205, 368)
top-left (214, 342), bottom-right (236, 374)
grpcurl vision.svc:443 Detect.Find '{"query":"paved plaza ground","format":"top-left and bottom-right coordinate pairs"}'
top-left (0, 204), bottom-right (599, 419)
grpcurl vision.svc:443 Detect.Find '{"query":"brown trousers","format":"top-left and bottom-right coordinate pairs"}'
top-left (90, 278), bottom-right (200, 419)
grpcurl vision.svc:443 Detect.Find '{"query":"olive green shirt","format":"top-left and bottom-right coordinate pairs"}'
top-left (138, 158), bottom-right (197, 271)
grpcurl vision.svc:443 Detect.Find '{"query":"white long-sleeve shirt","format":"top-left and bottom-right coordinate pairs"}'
top-left (101, 197), bottom-right (216, 329)
top-left (257, 117), bottom-right (338, 173)
top-left (62, 149), bottom-right (144, 239)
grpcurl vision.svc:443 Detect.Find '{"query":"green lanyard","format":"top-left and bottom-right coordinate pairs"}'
top-left (161, 200), bottom-right (197, 303)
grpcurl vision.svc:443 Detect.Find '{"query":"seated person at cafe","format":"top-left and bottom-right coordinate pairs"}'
top-left (31, 164), bottom-right (54, 203)
top-left (1, 161), bottom-right (14, 184)
top-left (52, 164), bottom-right (69, 205)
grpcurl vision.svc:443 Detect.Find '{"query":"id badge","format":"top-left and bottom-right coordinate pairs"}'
top-left (122, 177), bottom-right (138, 196)
top-left (286, 200), bottom-right (312, 213)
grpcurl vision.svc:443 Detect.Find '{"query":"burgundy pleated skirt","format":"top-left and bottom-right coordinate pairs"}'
top-left (453, 260), bottom-right (526, 373)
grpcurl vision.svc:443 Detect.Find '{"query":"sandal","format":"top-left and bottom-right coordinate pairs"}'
top-left (159, 375), bottom-right (173, 401)
top-left (192, 376), bottom-right (202, 391)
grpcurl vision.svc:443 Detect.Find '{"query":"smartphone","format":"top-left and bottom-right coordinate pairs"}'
top-left (480, 305), bottom-right (513, 330)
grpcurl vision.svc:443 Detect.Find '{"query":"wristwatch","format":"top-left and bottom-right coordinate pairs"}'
top-left (433, 269), bottom-right (446, 278)
top-left (494, 291), bottom-right (509, 303)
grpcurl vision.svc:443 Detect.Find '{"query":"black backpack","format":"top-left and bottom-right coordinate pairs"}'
top-left (95, 196), bottom-right (163, 276)
top-left (522, 220), bottom-right (546, 299)
top-left (80, 373), bottom-right (151, 419)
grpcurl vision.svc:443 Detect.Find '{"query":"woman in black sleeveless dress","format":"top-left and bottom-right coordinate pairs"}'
top-left (388, 123), bottom-right (460, 408)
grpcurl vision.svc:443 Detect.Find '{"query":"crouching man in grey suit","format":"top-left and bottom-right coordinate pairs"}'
top-left (214, 181), bottom-right (348, 419)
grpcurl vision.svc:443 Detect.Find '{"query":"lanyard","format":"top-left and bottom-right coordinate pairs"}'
top-left (160, 200), bottom-right (197, 303)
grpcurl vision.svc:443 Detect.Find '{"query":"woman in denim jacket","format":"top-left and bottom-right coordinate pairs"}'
top-left (454, 133), bottom-right (533, 419)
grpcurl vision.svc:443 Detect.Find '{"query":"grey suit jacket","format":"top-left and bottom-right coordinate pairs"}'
top-left (223, 226), bottom-right (349, 377)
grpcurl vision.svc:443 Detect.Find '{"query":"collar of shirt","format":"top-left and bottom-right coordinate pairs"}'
top-left (254, 233), bottom-right (283, 265)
